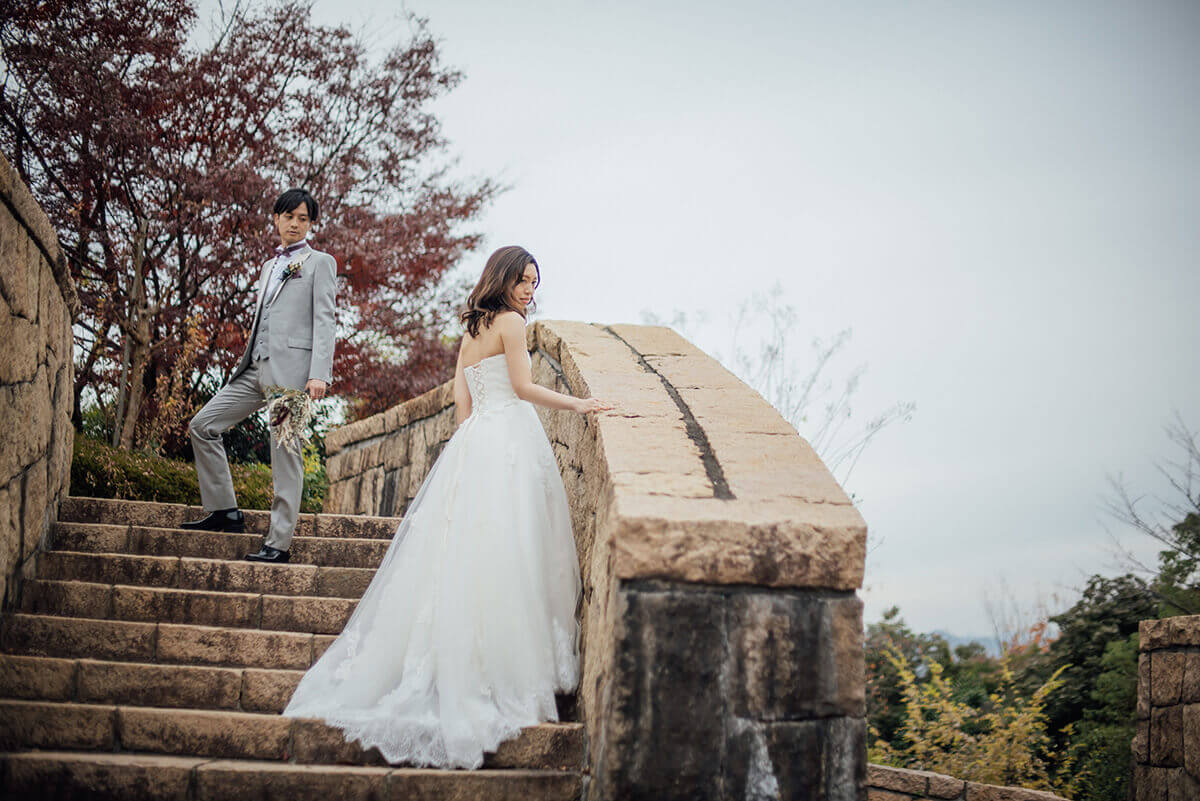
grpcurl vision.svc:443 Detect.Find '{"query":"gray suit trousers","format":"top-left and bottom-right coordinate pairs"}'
top-left (188, 359), bottom-right (303, 551)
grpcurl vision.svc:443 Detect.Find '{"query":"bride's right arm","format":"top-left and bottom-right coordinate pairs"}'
top-left (453, 345), bottom-right (471, 425)
top-left (497, 314), bottom-right (613, 414)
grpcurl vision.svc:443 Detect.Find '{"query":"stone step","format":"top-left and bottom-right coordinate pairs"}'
top-left (21, 579), bottom-right (358, 633)
top-left (36, 550), bottom-right (375, 598)
top-left (0, 751), bottom-right (583, 801)
top-left (51, 521), bottom-right (390, 568)
top-left (0, 613), bottom-right (331, 670)
top-left (0, 654), bottom-right (578, 720)
top-left (60, 496), bottom-right (404, 540)
top-left (0, 700), bottom-right (584, 771)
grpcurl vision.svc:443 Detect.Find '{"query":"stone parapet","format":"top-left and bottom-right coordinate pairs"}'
top-left (324, 320), bottom-right (869, 800)
top-left (1133, 615), bottom-right (1200, 798)
top-left (866, 764), bottom-right (1068, 801)
top-left (0, 151), bottom-right (77, 610)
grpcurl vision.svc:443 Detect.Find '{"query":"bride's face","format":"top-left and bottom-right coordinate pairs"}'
top-left (508, 263), bottom-right (538, 309)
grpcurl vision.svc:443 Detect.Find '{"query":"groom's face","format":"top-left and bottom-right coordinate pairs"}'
top-left (273, 205), bottom-right (312, 246)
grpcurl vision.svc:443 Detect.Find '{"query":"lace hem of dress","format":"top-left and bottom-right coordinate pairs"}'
top-left (288, 684), bottom-right (560, 769)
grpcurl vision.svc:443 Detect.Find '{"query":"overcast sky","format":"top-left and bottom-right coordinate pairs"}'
top-left (280, 0), bottom-right (1200, 638)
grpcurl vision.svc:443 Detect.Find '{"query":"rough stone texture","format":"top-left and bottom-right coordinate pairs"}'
top-left (1134, 615), bottom-right (1200, 798)
top-left (0, 653), bottom-right (76, 701)
top-left (861, 768), bottom-right (1072, 801)
top-left (77, 659), bottom-right (242, 709)
top-left (0, 699), bottom-right (115, 750)
top-left (0, 151), bottom-right (76, 611)
top-left (3, 752), bottom-right (201, 801)
top-left (118, 706), bottom-right (292, 760)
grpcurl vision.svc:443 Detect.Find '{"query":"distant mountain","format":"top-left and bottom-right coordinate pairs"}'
top-left (930, 629), bottom-right (1002, 658)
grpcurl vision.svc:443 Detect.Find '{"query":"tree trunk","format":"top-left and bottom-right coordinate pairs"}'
top-left (116, 218), bottom-right (156, 449)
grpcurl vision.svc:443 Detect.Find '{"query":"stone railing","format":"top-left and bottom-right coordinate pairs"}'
top-left (867, 765), bottom-right (1068, 801)
top-left (0, 152), bottom-right (78, 609)
top-left (325, 320), bottom-right (868, 800)
top-left (1133, 615), bottom-right (1200, 796)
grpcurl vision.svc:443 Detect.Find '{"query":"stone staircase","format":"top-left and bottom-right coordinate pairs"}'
top-left (0, 497), bottom-right (584, 800)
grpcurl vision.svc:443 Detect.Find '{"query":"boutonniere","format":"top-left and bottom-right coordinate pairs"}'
top-left (281, 260), bottom-right (303, 281)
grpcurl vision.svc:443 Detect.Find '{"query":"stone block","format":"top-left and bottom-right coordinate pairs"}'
top-left (1152, 650), bottom-right (1187, 706)
top-left (156, 623), bottom-right (313, 669)
top-left (19, 454), bottom-right (48, 559)
top-left (21, 578), bottom-right (113, 618)
top-left (118, 707), bottom-right (291, 759)
top-left (241, 668), bottom-right (303, 713)
top-left (261, 594), bottom-right (357, 634)
top-left (52, 521), bottom-right (131, 553)
top-left (177, 556), bottom-right (319, 596)
top-left (867, 792), bottom-right (912, 801)
top-left (195, 761), bottom-right (391, 801)
top-left (315, 565), bottom-right (375, 598)
top-left (487, 723), bottom-right (585, 771)
top-left (744, 717), bottom-right (865, 801)
top-left (0, 364), bottom-right (51, 486)
top-left (964, 783), bottom-right (1067, 800)
top-left (112, 584), bottom-right (262, 628)
top-left (3, 751), bottom-right (201, 801)
top-left (0, 654), bottom-right (76, 701)
top-left (1185, 704), bottom-right (1200, 779)
top-left (610, 510), bottom-right (867, 591)
top-left (312, 634), bottom-right (337, 661)
top-left (1183, 652), bottom-right (1200, 704)
top-left (290, 717), bottom-right (388, 765)
top-left (927, 772), bottom-right (967, 798)
top-left (291, 536), bottom-right (388, 568)
top-left (0, 311), bottom-right (39, 384)
top-left (0, 698), bottom-right (116, 750)
top-left (869, 764), bottom-right (927, 793)
top-left (78, 659), bottom-right (242, 709)
top-left (730, 591), bottom-right (865, 719)
top-left (602, 586), bottom-right (728, 799)
top-left (1134, 763), bottom-right (1171, 801)
top-left (0, 231), bottom-right (36, 319)
top-left (383, 769), bottom-right (583, 801)
top-left (1142, 617), bottom-right (1200, 651)
top-left (313, 512), bottom-right (402, 540)
top-left (0, 613), bottom-right (155, 661)
top-left (1150, 704), bottom-right (1183, 767)
top-left (130, 525), bottom-right (255, 559)
top-left (39, 550), bottom-right (179, 587)
top-left (1140, 652), bottom-right (1152, 719)
top-left (1134, 718), bottom-right (1149, 763)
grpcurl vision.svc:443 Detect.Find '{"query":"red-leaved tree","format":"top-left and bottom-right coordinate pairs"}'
top-left (0, 0), bottom-right (496, 449)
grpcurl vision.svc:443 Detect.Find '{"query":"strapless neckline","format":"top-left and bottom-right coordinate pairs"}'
top-left (464, 353), bottom-right (505, 372)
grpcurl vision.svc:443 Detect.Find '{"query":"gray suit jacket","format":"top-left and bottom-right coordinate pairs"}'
top-left (232, 247), bottom-right (337, 390)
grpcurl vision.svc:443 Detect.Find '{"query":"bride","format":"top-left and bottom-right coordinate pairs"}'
top-left (282, 245), bottom-right (612, 769)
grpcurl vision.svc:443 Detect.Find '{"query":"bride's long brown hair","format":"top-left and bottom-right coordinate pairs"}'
top-left (460, 245), bottom-right (539, 338)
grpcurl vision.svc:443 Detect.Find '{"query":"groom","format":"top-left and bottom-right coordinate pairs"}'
top-left (182, 188), bottom-right (337, 563)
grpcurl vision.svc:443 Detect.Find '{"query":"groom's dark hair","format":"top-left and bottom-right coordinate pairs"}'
top-left (273, 188), bottom-right (319, 221)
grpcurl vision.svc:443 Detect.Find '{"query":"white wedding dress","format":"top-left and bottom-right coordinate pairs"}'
top-left (283, 351), bottom-right (582, 769)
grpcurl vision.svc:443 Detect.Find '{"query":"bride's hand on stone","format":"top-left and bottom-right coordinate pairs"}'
top-left (574, 397), bottom-right (613, 415)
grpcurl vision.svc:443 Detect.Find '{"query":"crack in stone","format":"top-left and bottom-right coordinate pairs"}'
top-left (599, 326), bottom-right (735, 501)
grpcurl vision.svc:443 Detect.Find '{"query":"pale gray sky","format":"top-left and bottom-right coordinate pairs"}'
top-left (288, 0), bottom-right (1200, 637)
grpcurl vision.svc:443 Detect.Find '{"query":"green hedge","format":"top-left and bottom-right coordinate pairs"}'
top-left (71, 435), bottom-right (325, 513)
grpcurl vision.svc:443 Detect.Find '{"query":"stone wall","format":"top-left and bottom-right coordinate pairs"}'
top-left (0, 152), bottom-right (79, 609)
top-left (1133, 615), bottom-right (1200, 798)
top-left (867, 765), bottom-right (1068, 801)
top-left (325, 320), bottom-right (869, 800)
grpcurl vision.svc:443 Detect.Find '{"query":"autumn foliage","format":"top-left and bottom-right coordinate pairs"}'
top-left (0, 0), bottom-right (496, 449)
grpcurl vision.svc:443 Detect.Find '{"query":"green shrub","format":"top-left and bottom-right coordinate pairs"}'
top-left (71, 435), bottom-right (325, 513)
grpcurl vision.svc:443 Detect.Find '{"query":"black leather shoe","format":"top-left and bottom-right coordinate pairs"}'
top-left (180, 508), bottom-right (245, 533)
top-left (244, 544), bottom-right (290, 563)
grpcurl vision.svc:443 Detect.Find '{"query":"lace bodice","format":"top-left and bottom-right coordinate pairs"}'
top-left (464, 352), bottom-right (524, 414)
